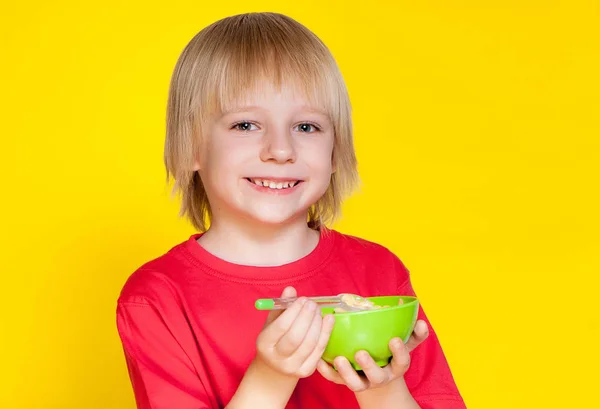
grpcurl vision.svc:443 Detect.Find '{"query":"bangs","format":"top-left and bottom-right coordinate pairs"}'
top-left (192, 14), bottom-right (343, 125)
top-left (216, 58), bottom-right (338, 119)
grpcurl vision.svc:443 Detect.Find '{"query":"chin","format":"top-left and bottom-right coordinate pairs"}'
top-left (240, 205), bottom-right (309, 227)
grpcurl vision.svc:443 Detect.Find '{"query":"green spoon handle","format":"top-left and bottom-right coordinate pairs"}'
top-left (255, 298), bottom-right (290, 310)
top-left (255, 296), bottom-right (341, 310)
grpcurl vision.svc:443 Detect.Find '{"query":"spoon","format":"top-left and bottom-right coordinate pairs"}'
top-left (255, 293), bottom-right (374, 312)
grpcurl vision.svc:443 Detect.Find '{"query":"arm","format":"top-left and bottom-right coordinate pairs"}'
top-left (117, 300), bottom-right (213, 409)
top-left (316, 323), bottom-right (427, 409)
top-left (225, 358), bottom-right (297, 409)
top-left (398, 273), bottom-right (467, 409)
top-left (118, 300), bottom-right (302, 409)
top-left (117, 286), bottom-right (334, 409)
top-left (349, 303), bottom-right (467, 409)
top-left (317, 251), bottom-right (466, 409)
top-left (392, 255), bottom-right (467, 409)
top-left (229, 286), bottom-right (335, 408)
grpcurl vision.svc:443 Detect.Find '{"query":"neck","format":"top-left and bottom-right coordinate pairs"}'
top-left (197, 215), bottom-right (321, 266)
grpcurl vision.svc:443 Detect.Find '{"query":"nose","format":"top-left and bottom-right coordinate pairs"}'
top-left (259, 127), bottom-right (297, 163)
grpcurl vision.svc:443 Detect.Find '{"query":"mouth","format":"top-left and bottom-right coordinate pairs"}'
top-left (245, 178), bottom-right (303, 190)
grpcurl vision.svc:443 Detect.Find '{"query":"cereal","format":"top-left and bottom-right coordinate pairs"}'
top-left (333, 296), bottom-right (405, 313)
top-left (340, 294), bottom-right (376, 309)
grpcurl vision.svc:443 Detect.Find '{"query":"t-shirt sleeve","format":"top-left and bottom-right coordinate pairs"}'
top-left (392, 255), bottom-right (467, 409)
top-left (116, 297), bottom-right (213, 409)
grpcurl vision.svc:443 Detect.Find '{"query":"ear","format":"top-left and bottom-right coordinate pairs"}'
top-left (331, 151), bottom-right (336, 174)
top-left (193, 148), bottom-right (204, 171)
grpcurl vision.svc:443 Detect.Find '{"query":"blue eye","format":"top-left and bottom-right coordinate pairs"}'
top-left (296, 123), bottom-right (320, 133)
top-left (233, 122), bottom-right (258, 131)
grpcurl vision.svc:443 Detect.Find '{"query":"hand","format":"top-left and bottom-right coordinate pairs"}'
top-left (316, 320), bottom-right (429, 392)
top-left (255, 286), bottom-right (336, 378)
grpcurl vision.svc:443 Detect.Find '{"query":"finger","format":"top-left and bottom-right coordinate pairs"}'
top-left (293, 306), bottom-right (323, 358)
top-left (293, 310), bottom-right (326, 376)
top-left (264, 286), bottom-right (297, 327)
top-left (388, 337), bottom-right (411, 377)
top-left (405, 320), bottom-right (429, 352)
top-left (290, 308), bottom-right (323, 372)
top-left (275, 300), bottom-right (318, 356)
top-left (354, 350), bottom-right (389, 388)
top-left (317, 359), bottom-right (345, 384)
top-left (260, 296), bottom-right (306, 345)
top-left (298, 313), bottom-right (335, 374)
top-left (333, 356), bottom-right (369, 392)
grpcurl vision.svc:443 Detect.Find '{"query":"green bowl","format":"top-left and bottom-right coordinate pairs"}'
top-left (321, 296), bottom-right (419, 370)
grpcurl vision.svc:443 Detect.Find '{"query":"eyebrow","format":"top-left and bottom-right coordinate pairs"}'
top-left (220, 105), bottom-right (262, 115)
top-left (221, 105), bottom-right (329, 117)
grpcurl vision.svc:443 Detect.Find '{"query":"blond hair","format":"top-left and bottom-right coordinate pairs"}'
top-left (164, 12), bottom-right (359, 231)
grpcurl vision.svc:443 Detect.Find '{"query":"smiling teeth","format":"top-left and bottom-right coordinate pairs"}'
top-left (251, 179), bottom-right (298, 189)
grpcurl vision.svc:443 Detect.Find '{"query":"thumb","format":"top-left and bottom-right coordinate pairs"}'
top-left (264, 286), bottom-right (297, 327)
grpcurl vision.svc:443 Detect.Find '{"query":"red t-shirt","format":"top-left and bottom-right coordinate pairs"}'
top-left (117, 229), bottom-right (466, 409)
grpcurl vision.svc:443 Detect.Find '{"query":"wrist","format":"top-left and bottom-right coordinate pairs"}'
top-left (251, 356), bottom-right (300, 385)
top-left (355, 377), bottom-right (420, 409)
top-left (226, 357), bottom-right (299, 409)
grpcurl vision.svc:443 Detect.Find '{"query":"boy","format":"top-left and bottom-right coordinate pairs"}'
top-left (117, 12), bottom-right (466, 409)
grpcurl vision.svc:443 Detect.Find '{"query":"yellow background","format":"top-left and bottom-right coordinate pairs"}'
top-left (1, 1), bottom-right (598, 408)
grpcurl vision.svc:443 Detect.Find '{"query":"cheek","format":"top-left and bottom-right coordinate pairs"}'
top-left (310, 144), bottom-right (334, 174)
top-left (201, 151), bottom-right (237, 189)
top-left (205, 138), bottom-right (247, 172)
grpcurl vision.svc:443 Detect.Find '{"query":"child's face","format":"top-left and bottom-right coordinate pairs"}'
top-left (198, 81), bottom-right (335, 228)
